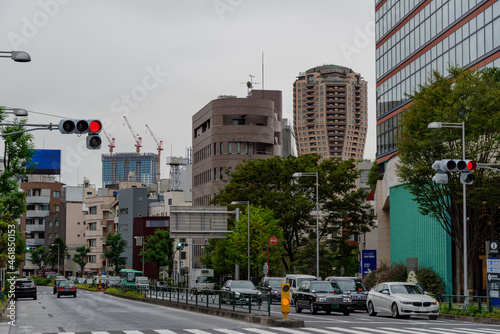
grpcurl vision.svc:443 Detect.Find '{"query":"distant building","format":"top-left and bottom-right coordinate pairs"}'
top-left (102, 152), bottom-right (159, 187)
top-left (281, 118), bottom-right (295, 157)
top-left (192, 90), bottom-right (283, 206)
top-left (293, 65), bottom-right (368, 160)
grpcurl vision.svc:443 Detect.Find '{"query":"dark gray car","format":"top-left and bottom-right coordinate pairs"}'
top-left (294, 280), bottom-right (353, 315)
top-left (221, 280), bottom-right (262, 305)
top-left (325, 276), bottom-right (368, 310)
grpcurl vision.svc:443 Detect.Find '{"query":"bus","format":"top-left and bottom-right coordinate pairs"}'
top-left (119, 269), bottom-right (143, 285)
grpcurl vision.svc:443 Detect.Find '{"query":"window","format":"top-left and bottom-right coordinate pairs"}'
top-left (26, 219), bottom-right (35, 225)
top-left (88, 239), bottom-right (97, 247)
top-left (89, 206), bottom-right (97, 214)
top-left (220, 142), bottom-right (223, 154)
top-left (55, 220), bottom-right (59, 226)
top-left (49, 221), bottom-right (53, 227)
top-left (54, 205), bottom-right (60, 212)
top-left (228, 142), bottom-right (232, 154)
top-left (32, 189), bottom-right (41, 196)
top-left (38, 218), bottom-right (44, 225)
top-left (181, 251), bottom-right (186, 260)
top-left (88, 255), bottom-right (96, 263)
top-left (88, 222), bottom-right (97, 230)
top-left (53, 191), bottom-right (60, 198)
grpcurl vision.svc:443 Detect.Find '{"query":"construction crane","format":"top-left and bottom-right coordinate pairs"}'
top-left (102, 128), bottom-right (115, 156)
top-left (123, 116), bottom-right (142, 153)
top-left (145, 124), bottom-right (163, 181)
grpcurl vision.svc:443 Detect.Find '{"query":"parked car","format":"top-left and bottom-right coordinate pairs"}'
top-left (221, 280), bottom-right (262, 305)
top-left (14, 278), bottom-right (37, 300)
top-left (325, 276), bottom-right (367, 310)
top-left (285, 274), bottom-right (317, 304)
top-left (294, 280), bottom-right (353, 315)
top-left (156, 281), bottom-right (168, 288)
top-left (85, 278), bottom-right (94, 285)
top-left (75, 277), bottom-right (86, 284)
top-left (366, 282), bottom-right (439, 320)
top-left (258, 277), bottom-right (285, 303)
top-left (57, 280), bottom-right (77, 298)
top-left (53, 278), bottom-right (67, 294)
top-left (105, 276), bottom-right (121, 288)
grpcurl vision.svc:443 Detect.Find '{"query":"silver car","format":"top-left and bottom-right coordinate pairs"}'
top-left (366, 282), bottom-right (439, 320)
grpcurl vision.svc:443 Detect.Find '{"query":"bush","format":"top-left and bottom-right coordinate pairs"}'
top-left (363, 262), bottom-right (408, 289)
top-left (32, 277), bottom-right (52, 286)
top-left (416, 266), bottom-right (444, 295)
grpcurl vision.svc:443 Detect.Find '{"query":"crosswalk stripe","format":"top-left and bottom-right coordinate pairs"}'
top-left (184, 330), bottom-right (213, 334)
top-left (404, 328), bottom-right (474, 334)
top-left (154, 330), bottom-right (177, 334)
top-left (352, 327), bottom-right (410, 334)
top-left (92, 332), bottom-right (111, 334)
top-left (453, 329), bottom-right (500, 334)
top-left (302, 328), bottom-right (346, 334)
top-left (243, 329), bottom-right (282, 334)
top-left (125, 331), bottom-right (145, 334)
top-left (271, 327), bottom-right (313, 334)
top-left (323, 328), bottom-right (370, 334)
top-left (214, 329), bottom-right (248, 334)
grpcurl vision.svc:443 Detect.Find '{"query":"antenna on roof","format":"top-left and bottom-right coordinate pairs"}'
top-left (240, 74), bottom-right (260, 96)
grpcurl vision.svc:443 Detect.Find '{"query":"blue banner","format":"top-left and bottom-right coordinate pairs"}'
top-left (361, 250), bottom-right (377, 278)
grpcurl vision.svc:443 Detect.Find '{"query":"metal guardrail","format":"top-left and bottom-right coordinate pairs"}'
top-left (432, 294), bottom-right (500, 313)
top-left (112, 285), bottom-right (272, 316)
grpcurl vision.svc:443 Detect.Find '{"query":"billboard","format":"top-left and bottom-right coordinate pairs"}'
top-left (27, 149), bottom-right (61, 175)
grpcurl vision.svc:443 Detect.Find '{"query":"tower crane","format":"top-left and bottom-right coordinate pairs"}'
top-left (102, 128), bottom-right (115, 156)
top-left (145, 124), bottom-right (163, 181)
top-left (123, 116), bottom-right (142, 153)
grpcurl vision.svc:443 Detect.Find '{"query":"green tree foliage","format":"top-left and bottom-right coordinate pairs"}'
top-left (212, 154), bottom-right (375, 277)
top-left (0, 217), bottom-right (26, 270)
top-left (416, 266), bottom-right (445, 295)
top-left (397, 67), bottom-right (500, 292)
top-left (30, 245), bottom-right (47, 270)
top-left (104, 232), bottom-right (126, 274)
top-left (367, 160), bottom-right (382, 191)
top-left (72, 246), bottom-right (91, 277)
top-left (141, 229), bottom-right (174, 279)
top-left (363, 262), bottom-right (408, 289)
top-left (46, 237), bottom-right (68, 271)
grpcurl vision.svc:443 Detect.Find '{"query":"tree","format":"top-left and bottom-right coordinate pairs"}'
top-left (213, 154), bottom-right (375, 277)
top-left (0, 217), bottom-right (26, 270)
top-left (29, 246), bottom-right (46, 271)
top-left (367, 160), bottom-right (382, 191)
top-left (397, 67), bottom-right (500, 294)
top-left (104, 232), bottom-right (126, 275)
top-left (72, 246), bottom-right (91, 277)
top-left (140, 229), bottom-right (174, 279)
top-left (46, 237), bottom-right (68, 272)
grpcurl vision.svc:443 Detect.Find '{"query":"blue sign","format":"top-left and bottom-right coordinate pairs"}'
top-left (361, 250), bottom-right (377, 278)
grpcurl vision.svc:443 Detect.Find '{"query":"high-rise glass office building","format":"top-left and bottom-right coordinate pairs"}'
top-left (102, 152), bottom-right (158, 187)
top-left (376, 0), bottom-right (500, 169)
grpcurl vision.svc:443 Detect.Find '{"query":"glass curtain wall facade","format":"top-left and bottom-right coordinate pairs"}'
top-left (376, 0), bottom-right (500, 166)
top-left (102, 152), bottom-right (158, 186)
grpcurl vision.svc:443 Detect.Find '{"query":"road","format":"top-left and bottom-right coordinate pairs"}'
top-left (3, 286), bottom-right (500, 334)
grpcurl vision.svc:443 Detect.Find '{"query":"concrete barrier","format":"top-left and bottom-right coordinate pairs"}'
top-left (104, 291), bottom-right (304, 328)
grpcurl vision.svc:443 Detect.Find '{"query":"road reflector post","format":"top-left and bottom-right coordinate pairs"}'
top-left (281, 283), bottom-right (290, 319)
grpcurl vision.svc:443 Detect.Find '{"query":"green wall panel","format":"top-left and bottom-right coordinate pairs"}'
top-left (390, 184), bottom-right (453, 294)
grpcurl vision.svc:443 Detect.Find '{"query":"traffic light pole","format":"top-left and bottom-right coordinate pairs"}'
top-left (0, 122), bottom-right (58, 136)
top-left (461, 123), bottom-right (468, 300)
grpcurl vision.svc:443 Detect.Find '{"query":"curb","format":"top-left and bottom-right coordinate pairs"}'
top-left (104, 292), bottom-right (304, 328)
top-left (438, 313), bottom-right (500, 324)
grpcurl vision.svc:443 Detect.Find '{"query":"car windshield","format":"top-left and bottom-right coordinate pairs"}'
top-left (268, 279), bottom-right (285, 288)
top-left (336, 280), bottom-right (366, 292)
top-left (198, 276), bottom-right (214, 283)
top-left (232, 281), bottom-right (255, 289)
top-left (311, 282), bottom-right (342, 293)
top-left (390, 284), bottom-right (423, 294)
top-left (137, 278), bottom-right (148, 283)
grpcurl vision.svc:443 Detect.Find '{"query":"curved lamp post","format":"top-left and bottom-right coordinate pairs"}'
top-left (1, 107), bottom-right (28, 116)
top-left (428, 121), bottom-right (468, 298)
top-left (0, 51), bottom-right (31, 62)
top-left (293, 172), bottom-right (319, 279)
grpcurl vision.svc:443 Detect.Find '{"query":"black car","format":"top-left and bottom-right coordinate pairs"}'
top-left (259, 277), bottom-right (285, 303)
top-left (57, 280), bottom-right (77, 298)
top-left (294, 280), bottom-right (353, 315)
top-left (53, 278), bottom-right (66, 294)
top-left (221, 280), bottom-right (262, 305)
top-left (325, 276), bottom-right (368, 310)
top-left (14, 279), bottom-right (37, 300)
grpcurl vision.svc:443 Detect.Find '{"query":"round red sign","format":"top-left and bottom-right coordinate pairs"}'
top-left (269, 236), bottom-right (278, 245)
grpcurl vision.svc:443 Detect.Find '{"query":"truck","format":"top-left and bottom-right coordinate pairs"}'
top-left (189, 268), bottom-right (215, 291)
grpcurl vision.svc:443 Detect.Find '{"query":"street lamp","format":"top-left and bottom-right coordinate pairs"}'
top-left (134, 236), bottom-right (145, 274)
top-left (51, 243), bottom-right (60, 275)
top-left (0, 107), bottom-right (28, 116)
top-left (293, 172), bottom-right (320, 279)
top-left (0, 50), bottom-right (31, 62)
top-left (428, 121), bottom-right (468, 298)
top-left (231, 201), bottom-right (250, 280)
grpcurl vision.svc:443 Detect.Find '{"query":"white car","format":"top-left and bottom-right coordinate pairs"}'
top-left (366, 282), bottom-right (439, 320)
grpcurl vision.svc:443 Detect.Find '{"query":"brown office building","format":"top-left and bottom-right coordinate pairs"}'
top-left (192, 90), bottom-right (282, 206)
top-left (293, 65), bottom-right (368, 160)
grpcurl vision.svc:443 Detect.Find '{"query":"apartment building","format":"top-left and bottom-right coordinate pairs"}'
top-left (293, 65), bottom-right (368, 160)
top-left (192, 90), bottom-right (282, 206)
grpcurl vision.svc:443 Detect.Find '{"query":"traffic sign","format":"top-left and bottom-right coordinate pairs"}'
top-left (269, 236), bottom-right (278, 245)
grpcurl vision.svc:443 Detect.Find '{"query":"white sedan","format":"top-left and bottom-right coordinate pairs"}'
top-left (366, 282), bottom-right (439, 320)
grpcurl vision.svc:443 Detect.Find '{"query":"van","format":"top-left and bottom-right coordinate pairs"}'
top-left (285, 274), bottom-right (317, 303)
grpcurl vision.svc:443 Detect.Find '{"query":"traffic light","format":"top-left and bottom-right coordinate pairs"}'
top-left (87, 119), bottom-right (102, 150)
top-left (461, 172), bottom-right (475, 185)
top-left (59, 119), bottom-right (93, 134)
top-left (431, 160), bottom-right (448, 184)
top-left (177, 242), bottom-right (188, 249)
top-left (281, 283), bottom-right (290, 319)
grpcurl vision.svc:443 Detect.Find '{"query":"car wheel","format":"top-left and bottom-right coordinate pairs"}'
top-left (391, 303), bottom-right (400, 319)
top-left (429, 315), bottom-right (438, 320)
top-left (343, 310), bottom-right (351, 316)
top-left (295, 300), bottom-right (302, 313)
top-left (325, 309), bottom-right (332, 315)
top-left (310, 302), bottom-right (317, 315)
top-left (34, 296), bottom-right (37, 300)
top-left (367, 301), bottom-right (377, 316)
top-left (57, 294), bottom-right (60, 298)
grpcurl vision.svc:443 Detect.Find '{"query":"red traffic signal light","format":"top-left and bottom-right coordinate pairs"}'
top-left (88, 120), bottom-right (102, 134)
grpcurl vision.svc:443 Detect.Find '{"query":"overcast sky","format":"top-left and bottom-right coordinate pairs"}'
top-left (0, 0), bottom-right (376, 188)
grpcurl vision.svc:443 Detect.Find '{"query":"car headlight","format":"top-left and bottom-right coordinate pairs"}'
top-left (271, 290), bottom-right (278, 295)
top-left (399, 300), bottom-right (413, 305)
top-left (343, 297), bottom-right (352, 303)
top-left (316, 297), bottom-right (326, 302)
